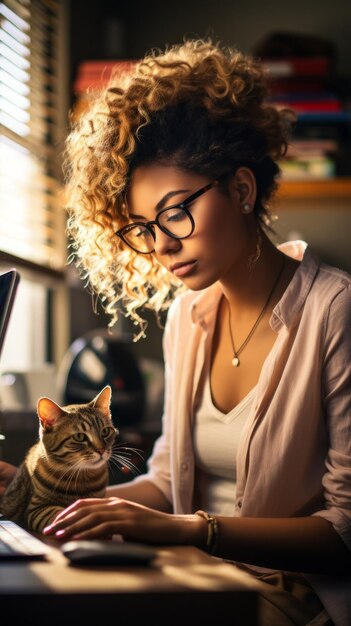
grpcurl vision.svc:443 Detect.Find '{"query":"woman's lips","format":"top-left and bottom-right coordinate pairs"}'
top-left (170, 260), bottom-right (197, 277)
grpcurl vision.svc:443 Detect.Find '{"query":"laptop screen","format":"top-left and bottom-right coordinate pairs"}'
top-left (0, 269), bottom-right (20, 358)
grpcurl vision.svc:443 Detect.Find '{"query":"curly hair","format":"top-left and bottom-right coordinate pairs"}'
top-left (64, 38), bottom-right (295, 338)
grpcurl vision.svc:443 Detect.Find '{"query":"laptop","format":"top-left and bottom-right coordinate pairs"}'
top-left (0, 268), bottom-right (52, 559)
top-left (0, 268), bottom-right (20, 442)
top-left (0, 268), bottom-right (20, 357)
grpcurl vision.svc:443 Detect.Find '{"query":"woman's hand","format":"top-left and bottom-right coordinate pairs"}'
top-left (0, 461), bottom-right (17, 496)
top-left (43, 497), bottom-right (206, 547)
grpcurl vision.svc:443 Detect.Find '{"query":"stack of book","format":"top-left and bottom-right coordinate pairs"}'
top-left (280, 138), bottom-right (337, 180)
top-left (262, 56), bottom-right (350, 179)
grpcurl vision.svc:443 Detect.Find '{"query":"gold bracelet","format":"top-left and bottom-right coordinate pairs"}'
top-left (195, 510), bottom-right (219, 555)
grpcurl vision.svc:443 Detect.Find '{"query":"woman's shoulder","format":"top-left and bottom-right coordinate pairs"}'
top-left (306, 253), bottom-right (351, 328)
top-left (318, 260), bottom-right (351, 286)
top-left (313, 255), bottom-right (351, 303)
top-left (273, 243), bottom-right (350, 331)
top-left (318, 262), bottom-right (351, 324)
top-left (283, 240), bottom-right (351, 303)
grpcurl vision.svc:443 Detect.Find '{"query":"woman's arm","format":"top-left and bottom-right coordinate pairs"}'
top-left (43, 495), bottom-right (350, 575)
top-left (212, 515), bottom-right (351, 575)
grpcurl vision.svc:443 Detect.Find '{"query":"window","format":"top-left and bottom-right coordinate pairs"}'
top-left (0, 0), bottom-right (68, 398)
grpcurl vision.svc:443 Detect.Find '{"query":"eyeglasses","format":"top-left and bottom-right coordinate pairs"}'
top-left (115, 180), bottom-right (218, 254)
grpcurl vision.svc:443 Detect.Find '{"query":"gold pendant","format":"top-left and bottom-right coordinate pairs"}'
top-left (232, 356), bottom-right (240, 367)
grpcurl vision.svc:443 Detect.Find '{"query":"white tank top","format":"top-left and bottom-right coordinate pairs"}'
top-left (193, 371), bottom-right (256, 516)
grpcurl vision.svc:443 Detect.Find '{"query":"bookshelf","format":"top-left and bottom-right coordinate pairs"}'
top-left (257, 48), bottom-right (351, 213)
top-left (276, 178), bottom-right (351, 210)
top-left (72, 60), bottom-right (351, 213)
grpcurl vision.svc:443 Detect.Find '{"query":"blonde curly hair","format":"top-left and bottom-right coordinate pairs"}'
top-left (64, 38), bottom-right (294, 338)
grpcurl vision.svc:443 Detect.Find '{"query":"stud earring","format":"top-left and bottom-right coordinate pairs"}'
top-left (242, 203), bottom-right (252, 214)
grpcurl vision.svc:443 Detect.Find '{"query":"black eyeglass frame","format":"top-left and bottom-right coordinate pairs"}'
top-left (115, 180), bottom-right (218, 254)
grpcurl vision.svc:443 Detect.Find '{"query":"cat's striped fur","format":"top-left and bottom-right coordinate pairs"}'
top-left (0, 386), bottom-right (118, 533)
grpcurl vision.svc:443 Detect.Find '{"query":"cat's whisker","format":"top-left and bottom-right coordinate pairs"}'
top-left (65, 463), bottom-right (82, 495)
top-left (109, 453), bottom-right (142, 476)
top-left (56, 458), bottom-right (88, 497)
top-left (110, 456), bottom-right (137, 475)
top-left (111, 444), bottom-right (144, 470)
top-left (114, 443), bottom-right (144, 457)
top-left (57, 462), bottom-right (82, 497)
top-left (72, 465), bottom-right (85, 498)
top-left (44, 463), bottom-right (71, 496)
top-left (112, 445), bottom-right (145, 467)
top-left (114, 442), bottom-right (140, 449)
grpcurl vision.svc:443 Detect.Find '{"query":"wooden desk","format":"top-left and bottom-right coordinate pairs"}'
top-left (0, 542), bottom-right (260, 625)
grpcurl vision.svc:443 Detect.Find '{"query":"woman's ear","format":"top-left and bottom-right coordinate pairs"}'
top-left (228, 167), bottom-right (257, 214)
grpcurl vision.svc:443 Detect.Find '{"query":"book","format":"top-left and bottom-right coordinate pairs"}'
top-left (74, 60), bottom-right (138, 94)
top-left (279, 156), bottom-right (336, 180)
top-left (286, 138), bottom-right (338, 158)
top-left (263, 56), bottom-right (333, 78)
top-left (270, 93), bottom-right (341, 111)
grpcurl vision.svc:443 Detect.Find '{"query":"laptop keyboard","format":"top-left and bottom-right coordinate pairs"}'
top-left (0, 519), bottom-right (52, 559)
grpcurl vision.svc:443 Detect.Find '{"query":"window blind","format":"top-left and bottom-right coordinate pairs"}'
top-left (0, 0), bottom-right (66, 272)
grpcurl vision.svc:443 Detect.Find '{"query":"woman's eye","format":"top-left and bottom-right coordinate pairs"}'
top-left (165, 208), bottom-right (187, 223)
top-left (73, 432), bottom-right (87, 443)
top-left (135, 225), bottom-right (149, 238)
top-left (128, 225), bottom-right (153, 242)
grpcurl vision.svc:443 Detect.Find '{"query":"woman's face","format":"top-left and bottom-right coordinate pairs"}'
top-left (127, 163), bottom-right (257, 291)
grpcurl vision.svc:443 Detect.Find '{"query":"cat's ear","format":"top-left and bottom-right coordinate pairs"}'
top-left (37, 397), bottom-right (64, 431)
top-left (90, 385), bottom-right (112, 418)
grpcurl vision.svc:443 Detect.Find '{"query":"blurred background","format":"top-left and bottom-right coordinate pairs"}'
top-left (0, 0), bottom-right (350, 473)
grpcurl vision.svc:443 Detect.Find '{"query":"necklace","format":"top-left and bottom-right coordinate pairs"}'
top-left (227, 258), bottom-right (285, 367)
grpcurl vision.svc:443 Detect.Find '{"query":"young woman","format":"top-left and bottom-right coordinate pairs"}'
top-left (1, 39), bottom-right (350, 625)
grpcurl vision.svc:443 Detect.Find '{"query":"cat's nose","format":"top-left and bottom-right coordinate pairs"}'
top-left (97, 448), bottom-right (105, 456)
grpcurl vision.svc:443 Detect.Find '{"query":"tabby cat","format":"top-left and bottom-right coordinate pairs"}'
top-left (0, 385), bottom-right (118, 533)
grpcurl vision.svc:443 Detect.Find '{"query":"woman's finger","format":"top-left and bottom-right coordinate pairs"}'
top-left (54, 513), bottom-right (122, 540)
top-left (44, 498), bottom-right (118, 533)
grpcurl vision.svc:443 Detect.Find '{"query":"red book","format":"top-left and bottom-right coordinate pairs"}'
top-left (263, 56), bottom-right (332, 78)
top-left (271, 99), bottom-right (342, 113)
top-left (74, 60), bottom-right (138, 94)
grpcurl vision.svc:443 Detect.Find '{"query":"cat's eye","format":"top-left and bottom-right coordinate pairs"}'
top-left (73, 432), bottom-right (87, 443)
top-left (101, 426), bottom-right (115, 439)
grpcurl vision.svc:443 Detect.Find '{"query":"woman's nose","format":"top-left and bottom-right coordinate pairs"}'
top-left (153, 229), bottom-right (182, 256)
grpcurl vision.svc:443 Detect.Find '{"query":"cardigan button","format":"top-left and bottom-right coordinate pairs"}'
top-left (181, 462), bottom-right (188, 471)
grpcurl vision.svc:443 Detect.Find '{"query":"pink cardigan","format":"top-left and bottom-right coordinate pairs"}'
top-left (140, 242), bottom-right (351, 625)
